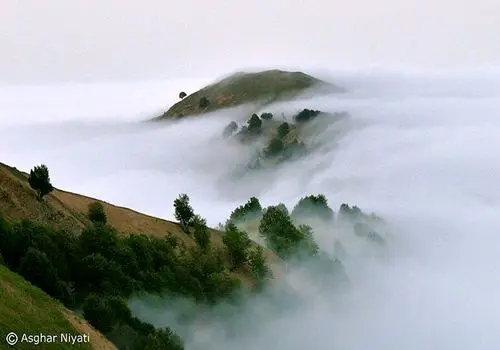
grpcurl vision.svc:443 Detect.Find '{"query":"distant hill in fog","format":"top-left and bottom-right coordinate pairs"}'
top-left (153, 69), bottom-right (343, 120)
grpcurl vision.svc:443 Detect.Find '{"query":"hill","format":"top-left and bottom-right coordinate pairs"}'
top-left (0, 265), bottom-right (116, 350)
top-left (0, 162), bottom-right (279, 287)
top-left (153, 69), bottom-right (343, 120)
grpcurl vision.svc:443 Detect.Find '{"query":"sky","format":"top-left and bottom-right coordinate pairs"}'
top-left (1, 0), bottom-right (500, 83)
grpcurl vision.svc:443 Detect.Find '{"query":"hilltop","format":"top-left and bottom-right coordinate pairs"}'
top-left (153, 69), bottom-right (343, 120)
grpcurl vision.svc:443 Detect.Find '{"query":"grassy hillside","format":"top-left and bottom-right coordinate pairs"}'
top-left (0, 162), bottom-right (280, 287)
top-left (0, 265), bottom-right (115, 350)
top-left (153, 69), bottom-right (342, 120)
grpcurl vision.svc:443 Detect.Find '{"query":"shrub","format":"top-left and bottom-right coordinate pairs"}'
top-left (199, 97), bottom-right (210, 109)
top-left (88, 201), bottom-right (107, 225)
top-left (179, 91), bottom-right (187, 99)
top-left (28, 164), bottom-right (54, 199)
top-left (174, 194), bottom-right (195, 232)
top-left (19, 247), bottom-right (62, 298)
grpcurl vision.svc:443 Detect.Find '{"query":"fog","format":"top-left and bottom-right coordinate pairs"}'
top-left (2, 0), bottom-right (500, 83)
top-left (1, 67), bottom-right (500, 349)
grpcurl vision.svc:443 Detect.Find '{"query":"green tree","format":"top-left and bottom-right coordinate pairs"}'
top-left (82, 294), bottom-right (117, 334)
top-left (144, 328), bottom-right (184, 350)
top-left (174, 194), bottom-right (195, 232)
top-left (88, 201), bottom-right (107, 225)
top-left (222, 223), bottom-right (251, 269)
top-left (264, 137), bottom-right (284, 158)
top-left (28, 164), bottom-right (54, 199)
top-left (277, 122), bottom-right (290, 138)
top-left (260, 112), bottom-right (273, 120)
top-left (192, 214), bottom-right (210, 250)
top-left (247, 114), bottom-right (262, 133)
top-left (248, 245), bottom-right (270, 281)
top-left (19, 247), bottom-right (62, 298)
top-left (291, 194), bottom-right (334, 222)
top-left (229, 196), bottom-right (262, 223)
top-left (222, 121), bottom-right (238, 138)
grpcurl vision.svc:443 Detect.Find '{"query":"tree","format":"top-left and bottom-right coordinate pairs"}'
top-left (192, 215), bottom-right (210, 250)
top-left (82, 294), bottom-right (117, 334)
top-left (294, 109), bottom-right (321, 123)
top-left (174, 194), bottom-right (195, 232)
top-left (222, 223), bottom-right (251, 269)
top-left (199, 97), bottom-right (210, 109)
top-left (248, 245), bottom-right (270, 281)
top-left (144, 328), bottom-right (184, 350)
top-left (179, 91), bottom-right (187, 99)
top-left (28, 164), bottom-right (54, 199)
top-left (291, 194), bottom-right (334, 222)
top-left (222, 121), bottom-right (238, 138)
top-left (88, 201), bottom-right (107, 225)
top-left (277, 122), bottom-right (290, 138)
top-left (229, 196), bottom-right (263, 223)
top-left (247, 114), bottom-right (262, 133)
top-left (260, 112), bottom-right (273, 120)
top-left (19, 247), bottom-right (62, 298)
top-left (264, 137), bottom-right (284, 158)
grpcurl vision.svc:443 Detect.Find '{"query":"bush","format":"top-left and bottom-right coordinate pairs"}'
top-left (222, 223), bottom-right (251, 269)
top-left (174, 194), bottom-right (195, 232)
top-left (88, 201), bottom-right (107, 225)
top-left (19, 247), bottom-right (62, 298)
top-left (260, 112), bottom-right (273, 120)
top-left (28, 164), bottom-right (54, 199)
top-left (199, 97), bottom-right (210, 109)
top-left (179, 91), bottom-right (187, 99)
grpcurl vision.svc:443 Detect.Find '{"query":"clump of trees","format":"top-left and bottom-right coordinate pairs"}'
top-left (259, 205), bottom-right (318, 259)
top-left (179, 91), bottom-right (187, 99)
top-left (260, 112), bottom-right (273, 120)
top-left (222, 223), bottom-right (251, 269)
top-left (28, 164), bottom-right (54, 199)
top-left (291, 194), bottom-right (334, 222)
top-left (247, 114), bottom-right (262, 134)
top-left (199, 97), bottom-right (210, 109)
top-left (229, 196), bottom-right (262, 223)
top-left (294, 109), bottom-right (321, 123)
top-left (88, 201), bottom-right (107, 225)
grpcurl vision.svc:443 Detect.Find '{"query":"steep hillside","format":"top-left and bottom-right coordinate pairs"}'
top-left (0, 265), bottom-right (116, 350)
top-left (0, 162), bottom-right (280, 287)
top-left (153, 69), bottom-right (343, 119)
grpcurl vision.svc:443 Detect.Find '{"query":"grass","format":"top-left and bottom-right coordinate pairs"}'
top-left (0, 265), bottom-right (94, 350)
